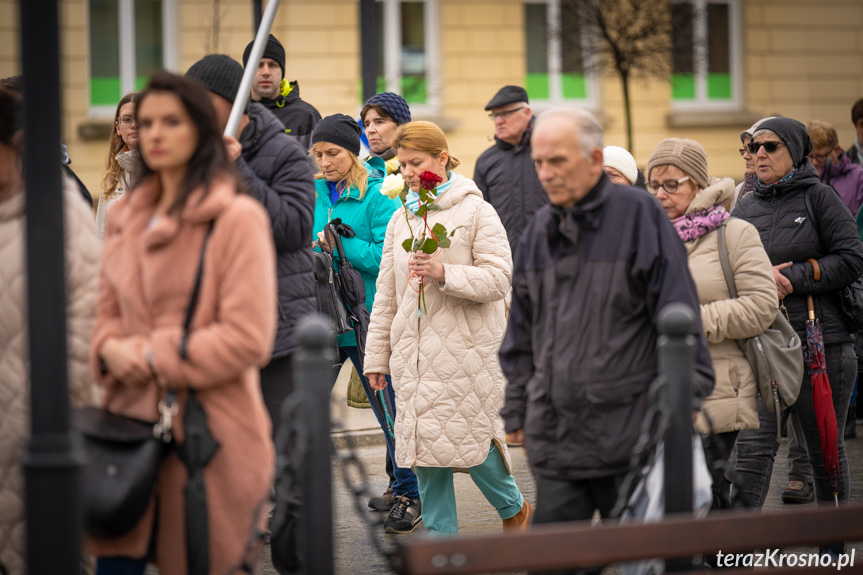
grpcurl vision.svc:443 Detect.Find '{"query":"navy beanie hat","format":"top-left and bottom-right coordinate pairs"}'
top-left (186, 54), bottom-right (244, 103)
top-left (312, 114), bottom-right (362, 156)
top-left (361, 92), bottom-right (412, 125)
top-left (242, 34), bottom-right (286, 79)
top-left (753, 117), bottom-right (813, 168)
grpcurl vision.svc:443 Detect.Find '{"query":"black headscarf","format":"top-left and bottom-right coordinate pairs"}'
top-left (753, 117), bottom-right (813, 168)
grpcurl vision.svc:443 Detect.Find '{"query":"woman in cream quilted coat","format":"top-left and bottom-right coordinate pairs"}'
top-left (0, 89), bottom-right (100, 575)
top-left (365, 121), bottom-right (532, 536)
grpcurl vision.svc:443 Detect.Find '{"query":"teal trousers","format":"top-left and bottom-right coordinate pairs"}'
top-left (414, 442), bottom-right (524, 536)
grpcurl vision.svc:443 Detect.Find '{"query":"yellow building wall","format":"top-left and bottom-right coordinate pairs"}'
top-left (1, 0), bottom-right (862, 194)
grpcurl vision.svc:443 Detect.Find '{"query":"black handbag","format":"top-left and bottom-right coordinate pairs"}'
top-left (312, 249), bottom-right (354, 335)
top-left (804, 186), bottom-right (863, 332)
top-left (312, 219), bottom-right (359, 335)
top-left (75, 403), bottom-right (175, 537)
top-left (77, 222), bottom-right (214, 537)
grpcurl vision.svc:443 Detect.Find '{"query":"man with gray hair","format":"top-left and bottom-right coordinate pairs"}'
top-left (499, 108), bottom-right (714, 536)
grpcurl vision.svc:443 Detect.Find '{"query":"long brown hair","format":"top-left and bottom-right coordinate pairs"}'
top-left (98, 92), bottom-right (137, 203)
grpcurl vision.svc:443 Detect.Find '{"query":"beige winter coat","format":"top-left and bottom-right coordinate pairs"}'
top-left (0, 179), bottom-right (101, 575)
top-left (683, 178), bottom-right (778, 434)
top-left (364, 173), bottom-right (514, 472)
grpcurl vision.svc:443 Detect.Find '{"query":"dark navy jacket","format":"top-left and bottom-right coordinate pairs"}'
top-left (474, 118), bottom-right (549, 254)
top-left (238, 102), bottom-right (316, 358)
top-left (499, 174), bottom-right (715, 480)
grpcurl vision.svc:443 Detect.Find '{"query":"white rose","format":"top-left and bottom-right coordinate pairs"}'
top-left (380, 173), bottom-right (405, 200)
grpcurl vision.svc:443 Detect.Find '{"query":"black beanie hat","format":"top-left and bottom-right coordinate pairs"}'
top-left (242, 34), bottom-right (286, 79)
top-left (753, 117), bottom-right (813, 168)
top-left (361, 92), bottom-right (412, 125)
top-left (312, 114), bottom-right (362, 156)
top-left (186, 54), bottom-right (244, 103)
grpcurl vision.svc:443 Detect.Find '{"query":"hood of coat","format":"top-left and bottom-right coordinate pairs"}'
top-left (823, 150), bottom-right (857, 180)
top-left (113, 174), bottom-right (238, 248)
top-left (685, 177), bottom-right (736, 215)
top-left (240, 102), bottom-right (287, 158)
top-left (753, 159), bottom-right (821, 199)
top-left (0, 185), bottom-right (24, 222)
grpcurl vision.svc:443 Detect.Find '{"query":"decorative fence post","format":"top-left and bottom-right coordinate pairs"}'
top-left (295, 315), bottom-right (336, 575)
top-left (658, 303), bottom-right (698, 572)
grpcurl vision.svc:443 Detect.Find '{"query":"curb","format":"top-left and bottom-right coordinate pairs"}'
top-left (331, 428), bottom-right (388, 450)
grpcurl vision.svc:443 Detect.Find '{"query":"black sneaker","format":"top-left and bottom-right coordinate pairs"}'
top-left (384, 496), bottom-right (422, 534)
top-left (781, 481), bottom-right (814, 503)
top-left (368, 487), bottom-right (396, 512)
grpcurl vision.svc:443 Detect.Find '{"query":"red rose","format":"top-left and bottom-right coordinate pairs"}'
top-left (418, 171), bottom-right (443, 191)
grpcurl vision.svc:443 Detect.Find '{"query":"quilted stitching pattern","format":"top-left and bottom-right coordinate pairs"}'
top-left (365, 174), bottom-right (514, 472)
top-left (0, 182), bottom-right (100, 575)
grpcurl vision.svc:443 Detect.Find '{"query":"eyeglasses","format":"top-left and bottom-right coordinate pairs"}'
top-left (809, 150), bottom-right (831, 163)
top-left (647, 176), bottom-right (690, 195)
top-left (488, 107), bottom-right (525, 121)
top-left (117, 115), bottom-right (136, 128)
top-left (738, 148), bottom-right (748, 157)
top-left (748, 141), bottom-right (784, 154)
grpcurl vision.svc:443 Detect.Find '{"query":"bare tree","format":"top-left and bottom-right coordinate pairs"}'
top-left (560, 0), bottom-right (672, 152)
top-left (205, 0), bottom-right (230, 54)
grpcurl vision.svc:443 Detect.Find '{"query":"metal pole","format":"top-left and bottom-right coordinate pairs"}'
top-left (658, 303), bottom-right (696, 572)
top-left (295, 315), bottom-right (335, 575)
top-left (360, 0), bottom-right (378, 102)
top-left (226, 0), bottom-right (282, 137)
top-left (20, 0), bottom-right (83, 573)
top-left (253, 0), bottom-right (263, 32)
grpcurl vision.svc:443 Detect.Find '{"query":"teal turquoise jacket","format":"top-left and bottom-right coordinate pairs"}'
top-left (313, 156), bottom-right (401, 347)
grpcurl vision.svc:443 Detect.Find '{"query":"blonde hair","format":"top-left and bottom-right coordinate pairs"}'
top-left (98, 92), bottom-right (137, 203)
top-left (311, 142), bottom-right (369, 199)
top-left (391, 121), bottom-right (461, 171)
top-left (806, 119), bottom-right (839, 150)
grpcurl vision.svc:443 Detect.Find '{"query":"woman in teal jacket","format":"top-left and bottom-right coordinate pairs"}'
top-left (310, 114), bottom-right (420, 533)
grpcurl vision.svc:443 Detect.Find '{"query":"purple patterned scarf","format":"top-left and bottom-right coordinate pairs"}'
top-left (673, 203), bottom-right (730, 243)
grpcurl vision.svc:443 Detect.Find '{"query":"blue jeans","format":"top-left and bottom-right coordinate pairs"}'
top-left (95, 556), bottom-right (147, 575)
top-left (733, 342), bottom-right (855, 508)
top-left (339, 346), bottom-right (419, 500)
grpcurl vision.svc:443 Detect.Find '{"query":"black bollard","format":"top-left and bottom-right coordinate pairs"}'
top-left (21, 1), bottom-right (85, 574)
top-left (295, 315), bottom-right (336, 575)
top-left (658, 303), bottom-right (698, 572)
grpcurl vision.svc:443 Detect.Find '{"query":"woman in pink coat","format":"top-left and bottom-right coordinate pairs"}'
top-left (89, 71), bottom-right (277, 575)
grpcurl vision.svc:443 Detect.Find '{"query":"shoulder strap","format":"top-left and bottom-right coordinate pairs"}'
top-left (179, 221), bottom-right (215, 360)
top-left (717, 219), bottom-right (738, 299)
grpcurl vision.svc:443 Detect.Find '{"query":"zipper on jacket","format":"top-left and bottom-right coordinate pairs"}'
top-left (766, 193), bottom-right (782, 256)
top-left (278, 300), bottom-right (288, 323)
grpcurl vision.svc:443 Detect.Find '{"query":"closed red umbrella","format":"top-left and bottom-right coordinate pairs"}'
top-left (806, 259), bottom-right (840, 505)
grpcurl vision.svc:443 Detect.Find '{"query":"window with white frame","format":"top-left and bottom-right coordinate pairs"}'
top-left (523, 0), bottom-right (595, 105)
top-left (374, 0), bottom-right (439, 110)
top-left (88, 0), bottom-right (177, 114)
top-left (670, 0), bottom-right (741, 109)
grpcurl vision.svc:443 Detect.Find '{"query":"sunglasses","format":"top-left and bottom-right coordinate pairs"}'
top-left (748, 141), bottom-right (785, 154)
top-left (647, 176), bottom-right (690, 195)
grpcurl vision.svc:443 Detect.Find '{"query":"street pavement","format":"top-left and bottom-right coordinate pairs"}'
top-left (148, 364), bottom-right (863, 573)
